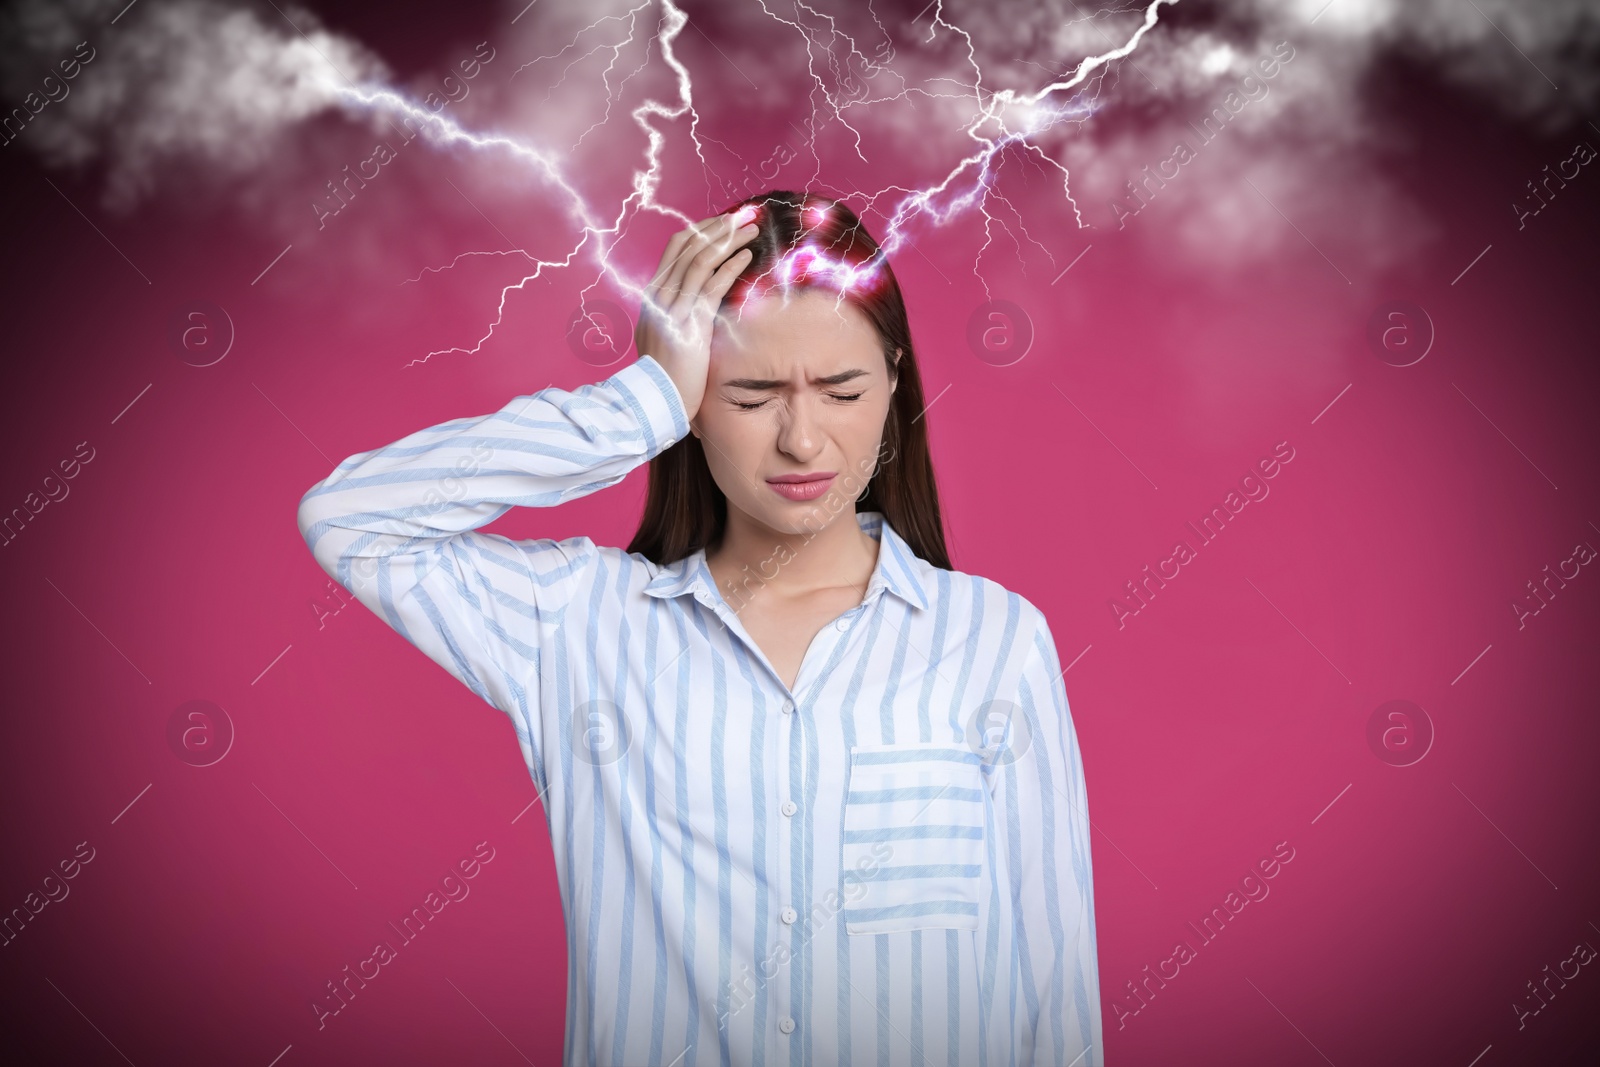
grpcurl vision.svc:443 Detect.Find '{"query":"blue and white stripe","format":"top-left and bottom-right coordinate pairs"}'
top-left (298, 354), bottom-right (1102, 1067)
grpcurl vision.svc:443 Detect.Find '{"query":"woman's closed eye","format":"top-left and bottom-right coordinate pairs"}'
top-left (731, 392), bottom-right (864, 411)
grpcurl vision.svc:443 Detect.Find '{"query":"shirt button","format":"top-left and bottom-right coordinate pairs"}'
top-left (781, 800), bottom-right (797, 817)
top-left (782, 700), bottom-right (794, 714)
top-left (781, 906), bottom-right (798, 924)
top-left (778, 1017), bottom-right (796, 1034)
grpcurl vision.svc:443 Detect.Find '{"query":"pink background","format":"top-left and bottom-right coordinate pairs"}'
top-left (2, 1), bottom-right (1598, 1064)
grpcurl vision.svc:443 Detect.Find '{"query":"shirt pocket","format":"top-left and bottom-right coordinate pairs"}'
top-left (840, 740), bottom-right (987, 935)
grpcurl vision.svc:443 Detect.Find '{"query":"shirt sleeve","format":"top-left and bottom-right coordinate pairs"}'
top-left (1008, 616), bottom-right (1104, 1067)
top-left (295, 354), bottom-right (691, 757)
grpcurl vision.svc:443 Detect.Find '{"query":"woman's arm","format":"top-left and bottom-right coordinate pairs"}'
top-left (294, 355), bottom-right (690, 739)
top-left (295, 209), bottom-right (756, 766)
top-left (1007, 617), bottom-right (1104, 1066)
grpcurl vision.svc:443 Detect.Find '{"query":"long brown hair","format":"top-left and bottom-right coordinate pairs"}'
top-left (626, 189), bottom-right (951, 571)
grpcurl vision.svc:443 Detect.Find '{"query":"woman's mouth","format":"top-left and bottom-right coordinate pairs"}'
top-left (765, 473), bottom-right (836, 501)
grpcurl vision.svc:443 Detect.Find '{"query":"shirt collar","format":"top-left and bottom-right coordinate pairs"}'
top-left (642, 510), bottom-right (931, 612)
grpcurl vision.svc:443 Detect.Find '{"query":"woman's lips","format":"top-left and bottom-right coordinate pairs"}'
top-left (766, 474), bottom-right (836, 501)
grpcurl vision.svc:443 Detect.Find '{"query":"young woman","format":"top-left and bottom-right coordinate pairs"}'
top-left (297, 190), bottom-right (1102, 1067)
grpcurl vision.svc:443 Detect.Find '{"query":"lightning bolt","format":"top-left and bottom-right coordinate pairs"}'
top-left (329, 0), bottom-right (1179, 366)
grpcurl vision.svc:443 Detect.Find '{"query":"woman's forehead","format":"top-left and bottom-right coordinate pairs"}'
top-left (710, 300), bottom-right (884, 380)
top-left (717, 287), bottom-right (875, 342)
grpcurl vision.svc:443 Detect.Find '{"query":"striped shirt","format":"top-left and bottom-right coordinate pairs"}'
top-left (297, 354), bottom-right (1103, 1067)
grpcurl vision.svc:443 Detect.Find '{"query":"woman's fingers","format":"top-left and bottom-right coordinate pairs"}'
top-left (639, 217), bottom-right (721, 349)
top-left (666, 218), bottom-right (758, 319)
top-left (673, 245), bottom-right (754, 359)
top-left (652, 214), bottom-right (733, 303)
top-left (702, 246), bottom-right (754, 309)
top-left (636, 210), bottom-right (756, 374)
top-left (681, 242), bottom-right (753, 322)
top-left (648, 216), bottom-right (711, 279)
top-left (632, 209), bottom-right (761, 418)
top-left (660, 217), bottom-right (734, 308)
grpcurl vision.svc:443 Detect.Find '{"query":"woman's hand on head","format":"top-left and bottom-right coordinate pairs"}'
top-left (635, 211), bottom-right (759, 422)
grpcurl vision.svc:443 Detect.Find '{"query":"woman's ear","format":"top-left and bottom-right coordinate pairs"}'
top-left (889, 347), bottom-right (902, 393)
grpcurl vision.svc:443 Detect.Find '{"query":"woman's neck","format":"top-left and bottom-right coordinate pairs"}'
top-left (706, 507), bottom-right (880, 608)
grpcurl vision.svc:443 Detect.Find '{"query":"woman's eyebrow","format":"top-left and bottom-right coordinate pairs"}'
top-left (723, 368), bottom-right (871, 389)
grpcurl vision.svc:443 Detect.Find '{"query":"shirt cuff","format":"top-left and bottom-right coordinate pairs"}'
top-left (607, 354), bottom-right (691, 452)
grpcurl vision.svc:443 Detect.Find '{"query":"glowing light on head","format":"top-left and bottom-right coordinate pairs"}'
top-left (754, 242), bottom-right (884, 297)
top-left (295, 0), bottom-right (1179, 366)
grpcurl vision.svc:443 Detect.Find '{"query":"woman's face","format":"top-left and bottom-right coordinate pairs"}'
top-left (692, 287), bottom-right (898, 537)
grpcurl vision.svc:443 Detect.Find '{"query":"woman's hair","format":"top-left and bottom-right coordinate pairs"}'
top-left (626, 189), bottom-right (951, 571)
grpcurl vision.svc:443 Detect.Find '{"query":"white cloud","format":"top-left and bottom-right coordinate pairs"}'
top-left (1, 0), bottom-right (388, 210)
top-left (3, 0), bottom-right (1594, 279)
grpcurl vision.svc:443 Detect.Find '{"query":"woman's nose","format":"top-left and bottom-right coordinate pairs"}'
top-left (776, 396), bottom-right (821, 455)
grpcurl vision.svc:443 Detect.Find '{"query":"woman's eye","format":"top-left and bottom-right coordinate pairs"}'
top-left (731, 392), bottom-right (862, 410)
